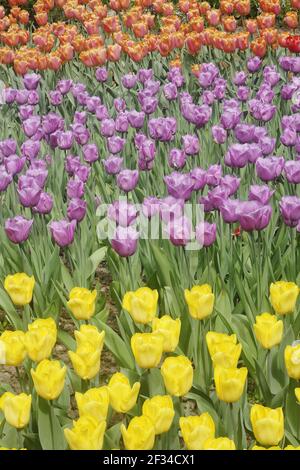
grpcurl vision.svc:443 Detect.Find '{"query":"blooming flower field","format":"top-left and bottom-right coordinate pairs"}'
top-left (0, 0), bottom-right (300, 453)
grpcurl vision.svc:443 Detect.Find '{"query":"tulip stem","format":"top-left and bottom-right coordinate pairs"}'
top-left (17, 429), bottom-right (23, 449)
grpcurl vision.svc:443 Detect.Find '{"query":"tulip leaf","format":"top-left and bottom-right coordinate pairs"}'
top-left (88, 247), bottom-right (107, 278)
top-left (254, 359), bottom-right (273, 405)
top-left (0, 288), bottom-right (22, 330)
top-left (38, 398), bottom-right (66, 450)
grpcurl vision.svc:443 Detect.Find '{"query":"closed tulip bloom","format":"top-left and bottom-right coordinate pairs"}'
top-left (256, 156), bottom-right (285, 182)
top-left (117, 169), bottom-right (139, 192)
top-left (108, 372), bottom-right (140, 413)
top-left (196, 222), bottom-right (217, 248)
top-left (33, 192), bottom-right (53, 215)
top-left (206, 332), bottom-right (237, 356)
top-left (67, 287), bottom-right (97, 321)
top-left (69, 344), bottom-right (101, 381)
top-left (254, 313), bottom-right (283, 349)
top-left (161, 356), bottom-right (193, 397)
top-left (121, 416), bottom-right (155, 450)
top-left (285, 343), bottom-right (300, 379)
top-left (152, 315), bottom-right (181, 352)
top-left (0, 392), bottom-right (31, 429)
top-left (131, 333), bottom-right (164, 369)
top-left (74, 325), bottom-right (105, 352)
top-left (31, 359), bottom-right (66, 400)
top-left (180, 413), bottom-right (215, 450)
top-left (214, 366), bottom-right (248, 403)
top-left (75, 387), bottom-right (110, 422)
top-left (4, 273), bottom-right (35, 306)
top-left (67, 198), bottom-right (87, 223)
top-left (142, 395), bottom-right (175, 434)
top-left (295, 388), bottom-right (300, 403)
top-left (24, 318), bottom-right (57, 362)
top-left (280, 196), bottom-right (300, 227)
top-left (111, 226), bottom-right (139, 258)
top-left (203, 437), bottom-right (236, 450)
top-left (49, 219), bottom-right (77, 247)
top-left (5, 216), bottom-right (33, 245)
top-left (0, 331), bottom-right (26, 366)
top-left (250, 405), bottom-right (284, 447)
top-left (64, 416), bottom-right (106, 450)
top-left (209, 341), bottom-right (242, 369)
top-left (122, 287), bottom-right (158, 324)
top-left (270, 281), bottom-right (299, 315)
top-left (184, 285), bottom-right (215, 320)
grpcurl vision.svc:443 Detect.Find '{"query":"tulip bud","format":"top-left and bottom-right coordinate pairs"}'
top-left (31, 359), bottom-right (66, 400)
top-left (142, 395), bottom-right (175, 434)
top-left (152, 315), bottom-right (181, 352)
top-left (23, 318), bottom-right (57, 362)
top-left (131, 332), bottom-right (164, 369)
top-left (108, 372), bottom-right (140, 413)
top-left (122, 287), bottom-right (158, 324)
top-left (184, 284), bottom-right (215, 320)
top-left (180, 413), bottom-right (215, 450)
top-left (253, 313), bottom-right (283, 349)
top-left (75, 387), bottom-right (110, 422)
top-left (4, 273), bottom-right (35, 306)
top-left (64, 416), bottom-right (106, 450)
top-left (0, 392), bottom-right (31, 429)
top-left (250, 404), bottom-right (284, 447)
top-left (0, 331), bottom-right (26, 366)
top-left (285, 343), bottom-right (300, 379)
top-left (121, 416), bottom-right (155, 450)
top-left (214, 366), bottom-right (248, 403)
top-left (270, 281), bottom-right (299, 315)
top-left (161, 355), bottom-right (193, 397)
top-left (67, 287), bottom-right (97, 320)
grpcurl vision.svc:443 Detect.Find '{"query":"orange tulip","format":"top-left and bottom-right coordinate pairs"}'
top-left (284, 12), bottom-right (298, 29)
top-left (107, 43), bottom-right (121, 61)
top-left (186, 32), bottom-right (201, 54)
top-left (250, 37), bottom-right (267, 57)
top-left (246, 19), bottom-right (258, 34)
top-left (222, 16), bottom-right (237, 32)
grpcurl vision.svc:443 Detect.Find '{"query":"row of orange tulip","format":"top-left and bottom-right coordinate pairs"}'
top-left (0, 0), bottom-right (299, 73)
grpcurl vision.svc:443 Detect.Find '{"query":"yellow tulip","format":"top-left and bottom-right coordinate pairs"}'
top-left (210, 342), bottom-right (242, 369)
top-left (180, 413), bottom-right (215, 450)
top-left (69, 344), bottom-right (101, 380)
top-left (23, 318), bottom-right (57, 362)
top-left (31, 359), bottom-right (66, 400)
top-left (253, 313), bottom-right (283, 349)
top-left (203, 437), bottom-right (236, 450)
top-left (67, 287), bottom-right (97, 321)
top-left (142, 395), bottom-right (174, 434)
top-left (206, 331), bottom-right (237, 355)
top-left (0, 331), bottom-right (26, 366)
top-left (0, 392), bottom-right (31, 429)
top-left (4, 273), bottom-right (35, 306)
top-left (75, 387), bottom-right (110, 422)
top-left (121, 416), bottom-right (155, 450)
top-left (214, 366), bottom-right (248, 403)
top-left (107, 372), bottom-right (140, 413)
top-left (270, 281), bottom-right (299, 315)
top-left (250, 404), bottom-right (284, 447)
top-left (161, 355), bottom-right (193, 397)
top-left (252, 445), bottom-right (281, 450)
top-left (295, 388), bottom-right (300, 402)
top-left (74, 324), bottom-right (105, 352)
top-left (184, 284), bottom-right (214, 320)
top-left (285, 445), bottom-right (300, 450)
top-left (285, 343), bottom-right (300, 379)
top-left (122, 287), bottom-right (158, 324)
top-left (131, 332), bottom-right (164, 369)
top-left (152, 315), bottom-right (181, 352)
top-left (64, 416), bottom-right (106, 450)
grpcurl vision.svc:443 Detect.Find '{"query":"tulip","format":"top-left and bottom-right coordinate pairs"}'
top-left (184, 285), bottom-right (215, 320)
top-left (82, 144), bottom-right (99, 163)
top-left (122, 287), bottom-right (158, 324)
top-left (161, 355), bottom-right (193, 397)
top-left (254, 313), bottom-right (283, 349)
top-left (49, 219), bottom-right (77, 247)
top-left (67, 198), bottom-right (87, 223)
top-left (236, 201), bottom-right (272, 232)
top-left (33, 192), bottom-right (53, 215)
top-left (250, 404), bottom-right (284, 447)
top-left (103, 155), bottom-right (123, 175)
top-left (108, 372), bottom-right (140, 413)
top-left (214, 366), bottom-right (248, 403)
top-left (31, 359), bottom-right (66, 400)
top-left (270, 281), bottom-right (299, 315)
top-left (75, 387), bottom-right (109, 422)
top-left (196, 222), bottom-right (217, 248)
top-left (285, 343), bottom-right (300, 379)
top-left (203, 437), bottom-right (236, 450)
top-left (117, 169), bottom-right (139, 192)
top-left (0, 331), bottom-right (26, 366)
top-left (95, 67), bottom-right (108, 82)
top-left (24, 318), bottom-right (57, 362)
top-left (208, 337), bottom-right (242, 369)
top-left (67, 287), bottom-right (97, 321)
top-left (121, 416), bottom-right (155, 450)
top-left (206, 332), bottom-right (238, 356)
top-left (0, 392), bottom-right (31, 429)
top-left (131, 332), bottom-right (164, 368)
top-left (142, 395), bottom-right (175, 434)
top-left (152, 315), bottom-right (181, 352)
top-left (180, 413), bottom-right (215, 450)
top-left (64, 416), bottom-right (106, 450)
top-left (74, 325), bottom-right (105, 351)
top-left (111, 226), bottom-right (139, 257)
top-left (5, 216), bottom-right (33, 244)
top-left (279, 197), bottom-right (300, 228)
top-left (4, 273), bottom-right (35, 306)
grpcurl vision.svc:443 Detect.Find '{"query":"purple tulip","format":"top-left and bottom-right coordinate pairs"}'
top-left (206, 164), bottom-right (222, 186)
top-left (26, 168), bottom-right (48, 188)
top-left (0, 139), bottom-right (17, 158)
top-left (33, 192), bottom-right (53, 214)
top-left (122, 74), bottom-right (137, 89)
top-left (220, 199), bottom-right (240, 224)
top-left (169, 149), bottom-right (186, 169)
top-left (57, 131), bottom-right (73, 150)
top-left (142, 196), bottom-right (160, 219)
top-left (237, 86), bottom-right (250, 102)
top-left (149, 117), bottom-right (176, 142)
top-left (4, 155), bottom-right (26, 176)
top-left (86, 96), bottom-right (102, 113)
top-left (117, 169), bottom-right (139, 192)
top-left (182, 135), bottom-right (200, 156)
top-left (263, 66), bottom-right (280, 87)
top-left (234, 124), bottom-right (255, 144)
top-left (76, 165), bottom-right (91, 183)
top-left (17, 177), bottom-right (41, 207)
top-left (258, 135), bottom-right (276, 156)
top-left (236, 201), bottom-right (272, 231)
top-left (220, 108), bottom-right (241, 130)
top-left (256, 156), bottom-right (285, 182)
top-left (190, 168), bottom-right (207, 190)
top-left (19, 105), bottom-right (35, 121)
top-left (100, 119), bottom-right (115, 137)
top-left (138, 69), bottom-right (153, 84)
top-left (71, 124), bottom-right (90, 145)
top-left (82, 144), bottom-right (99, 163)
top-left (202, 90), bottom-right (215, 106)
top-left (74, 111), bottom-right (87, 125)
top-left (164, 172), bottom-right (195, 200)
top-left (42, 112), bottom-right (63, 134)
top-left (95, 105), bottom-right (109, 121)
top-left (163, 83), bottom-right (178, 101)
top-left (50, 219), bottom-right (77, 247)
top-left (225, 144), bottom-right (250, 168)
top-left (247, 56), bottom-right (262, 73)
top-left (198, 195), bottom-right (214, 213)
top-left (284, 160), bottom-right (300, 184)
top-left (220, 175), bottom-right (240, 196)
top-left (114, 98), bottom-right (126, 112)
top-left (233, 71), bottom-right (247, 86)
top-left (195, 221), bottom-right (217, 247)
top-left (23, 73), bottom-right (40, 91)
top-left (111, 226), bottom-right (139, 257)
top-left (96, 67), bottom-right (108, 82)
top-left (168, 68), bottom-right (185, 87)
top-left (280, 196), bottom-right (300, 227)
top-left (67, 178), bottom-right (85, 199)
top-left (65, 155), bottom-right (81, 175)
top-left (159, 196), bottom-right (184, 223)
top-left (144, 79), bottom-right (161, 96)
top-left (57, 79), bottom-right (73, 94)
top-left (49, 90), bottom-right (63, 106)
top-left (248, 185), bottom-right (274, 205)
top-left (103, 155), bottom-right (123, 175)
top-left (107, 136), bottom-right (125, 154)
top-left (256, 84), bottom-right (274, 103)
top-left (115, 112), bottom-right (129, 133)
top-left (4, 88), bottom-right (16, 104)
top-left (5, 216), bottom-right (33, 244)
top-left (280, 128), bottom-right (297, 147)
top-left (167, 216), bottom-right (191, 247)
top-left (67, 198), bottom-right (87, 223)
top-left (127, 111), bottom-right (145, 129)
top-left (139, 139), bottom-right (155, 163)
top-left (108, 200), bottom-right (137, 227)
top-left (16, 90), bottom-right (29, 105)
top-left (140, 96), bottom-right (158, 115)
top-left (212, 125), bottom-right (227, 144)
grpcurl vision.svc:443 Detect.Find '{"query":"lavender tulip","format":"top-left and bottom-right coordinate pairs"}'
top-left (33, 192), bottom-right (53, 215)
top-left (169, 149), bottom-right (186, 169)
top-left (164, 172), bottom-right (195, 200)
top-left (67, 198), bottom-right (87, 223)
top-left (107, 136), bottom-right (125, 154)
top-left (108, 200), bottom-right (137, 227)
top-left (5, 216), bottom-right (33, 244)
top-left (67, 178), bottom-right (85, 199)
top-left (83, 144), bottom-right (99, 163)
top-left (256, 156), bottom-right (285, 182)
top-left (111, 226), bottom-right (139, 257)
top-left (279, 196), bottom-right (300, 227)
top-left (236, 201), bottom-right (272, 231)
top-left (284, 160), bottom-right (300, 184)
top-left (50, 220), bottom-right (77, 247)
top-left (117, 169), bottom-right (139, 192)
top-left (103, 156), bottom-right (123, 175)
top-left (196, 221), bottom-right (217, 247)
top-left (248, 185), bottom-right (274, 205)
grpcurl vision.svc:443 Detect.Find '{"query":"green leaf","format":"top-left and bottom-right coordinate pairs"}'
top-left (88, 247), bottom-right (107, 278)
top-left (38, 398), bottom-right (66, 450)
